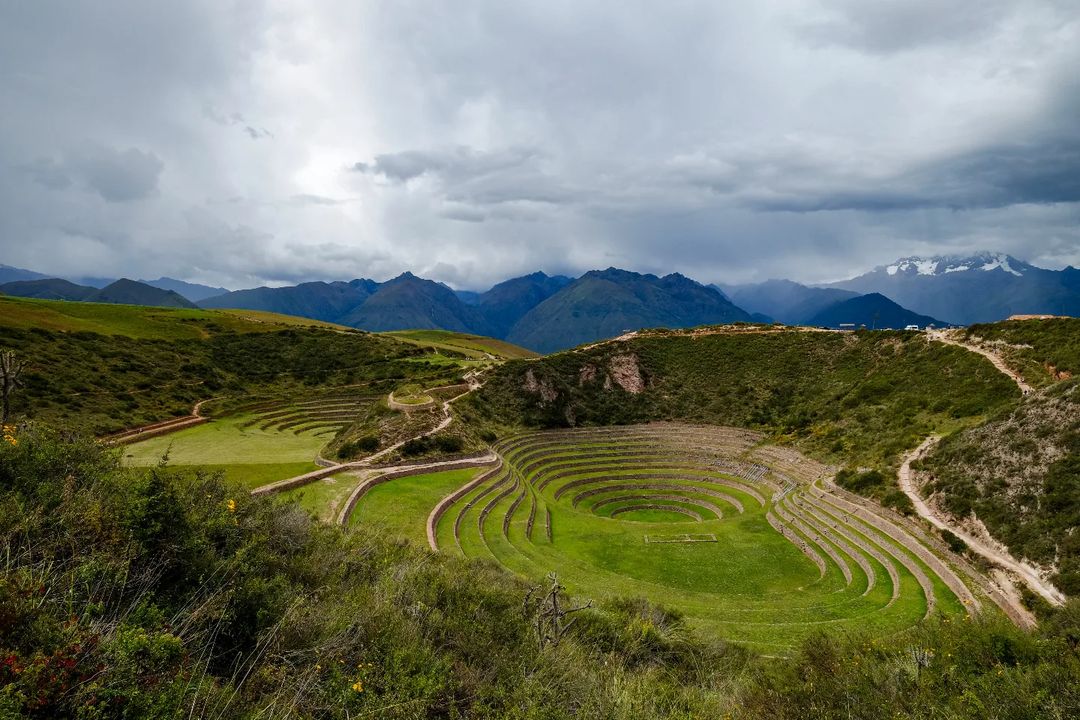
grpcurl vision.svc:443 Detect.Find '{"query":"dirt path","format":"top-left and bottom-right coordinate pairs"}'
top-left (927, 330), bottom-right (1033, 394)
top-left (898, 436), bottom-right (1065, 607)
top-left (103, 395), bottom-right (222, 445)
top-left (917, 330), bottom-right (1064, 607)
top-left (253, 373), bottom-right (484, 496)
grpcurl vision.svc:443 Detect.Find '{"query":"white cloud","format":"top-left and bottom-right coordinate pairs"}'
top-left (0, 0), bottom-right (1077, 290)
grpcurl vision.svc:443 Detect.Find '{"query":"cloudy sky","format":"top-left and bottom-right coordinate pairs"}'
top-left (1, 1), bottom-right (1078, 290)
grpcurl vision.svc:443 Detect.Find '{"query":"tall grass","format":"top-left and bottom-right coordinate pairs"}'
top-left (2, 426), bottom-right (1079, 719)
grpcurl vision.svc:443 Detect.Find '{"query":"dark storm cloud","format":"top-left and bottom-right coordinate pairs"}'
top-left (23, 145), bottom-right (163, 202)
top-left (0, 1), bottom-right (1077, 289)
top-left (746, 137), bottom-right (1080, 213)
top-left (352, 147), bottom-right (541, 185)
top-left (800, 0), bottom-right (1019, 54)
top-left (64, 145), bottom-right (165, 203)
top-left (744, 72), bottom-right (1080, 213)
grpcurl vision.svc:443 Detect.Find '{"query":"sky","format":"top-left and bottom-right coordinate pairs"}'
top-left (1, 1), bottom-right (1078, 291)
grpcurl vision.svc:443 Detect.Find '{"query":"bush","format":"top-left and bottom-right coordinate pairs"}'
top-left (434, 435), bottom-right (463, 453)
top-left (941, 528), bottom-right (968, 554)
top-left (401, 437), bottom-right (431, 456)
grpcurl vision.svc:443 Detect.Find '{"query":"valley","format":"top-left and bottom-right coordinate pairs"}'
top-left (5, 6), bottom-right (1079, 715)
top-left (1, 296), bottom-right (1077, 719)
top-left (90, 305), bottom-right (1072, 640)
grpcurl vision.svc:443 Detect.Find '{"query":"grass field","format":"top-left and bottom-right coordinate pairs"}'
top-left (278, 472), bottom-right (364, 521)
top-left (0, 294), bottom-right (348, 339)
top-left (402, 424), bottom-right (995, 652)
top-left (348, 468), bottom-right (484, 545)
top-left (383, 329), bottom-right (539, 360)
top-left (123, 414), bottom-right (328, 489)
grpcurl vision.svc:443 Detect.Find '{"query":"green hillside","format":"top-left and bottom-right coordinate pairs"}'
top-left (383, 328), bottom-right (539, 359)
top-left (0, 297), bottom-right (459, 435)
top-left (918, 378), bottom-right (1080, 593)
top-left (962, 317), bottom-right (1080, 387)
top-left (0, 294), bottom-right (349, 339)
top-left (467, 328), bottom-right (1018, 470)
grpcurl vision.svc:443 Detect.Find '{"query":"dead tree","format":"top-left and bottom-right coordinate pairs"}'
top-left (523, 572), bottom-right (592, 650)
top-left (909, 646), bottom-right (934, 683)
top-left (0, 350), bottom-right (28, 425)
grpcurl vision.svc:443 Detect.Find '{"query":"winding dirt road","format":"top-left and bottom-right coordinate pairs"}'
top-left (897, 436), bottom-right (1065, 607)
top-left (927, 330), bottom-right (1034, 394)
top-left (252, 372), bottom-right (483, 496)
top-left (902, 333), bottom-right (1065, 608)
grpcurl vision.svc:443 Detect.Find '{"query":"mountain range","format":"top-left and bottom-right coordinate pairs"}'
top-left (722, 280), bottom-right (860, 325)
top-left (825, 252), bottom-right (1080, 325)
top-left (1, 251), bottom-right (1076, 351)
top-left (803, 293), bottom-right (946, 329)
top-left (200, 268), bottom-right (748, 353)
top-left (0, 277), bottom-right (196, 309)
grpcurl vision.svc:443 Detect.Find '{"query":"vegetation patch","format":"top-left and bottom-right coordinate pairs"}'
top-left (918, 378), bottom-right (1080, 593)
top-left (964, 317), bottom-right (1080, 387)
top-left (468, 329), bottom-right (1018, 470)
top-left (348, 468), bottom-right (484, 545)
top-left (278, 472), bottom-right (364, 521)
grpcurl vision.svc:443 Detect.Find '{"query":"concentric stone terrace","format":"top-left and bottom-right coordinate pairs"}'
top-left (425, 424), bottom-right (999, 651)
top-left (233, 392), bottom-right (373, 436)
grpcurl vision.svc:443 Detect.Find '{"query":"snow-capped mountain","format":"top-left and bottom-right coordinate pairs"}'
top-left (882, 252), bottom-right (1032, 278)
top-left (828, 252), bottom-right (1079, 324)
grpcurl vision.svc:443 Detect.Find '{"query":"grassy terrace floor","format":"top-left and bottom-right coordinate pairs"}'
top-left (278, 473), bottom-right (364, 522)
top-left (348, 468), bottom-right (484, 545)
top-left (410, 424), bottom-right (993, 652)
top-left (123, 414), bottom-right (328, 489)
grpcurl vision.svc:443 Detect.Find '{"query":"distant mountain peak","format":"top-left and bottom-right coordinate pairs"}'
top-left (882, 252), bottom-right (1028, 278)
top-left (830, 251), bottom-right (1077, 324)
top-left (587, 267), bottom-right (660, 283)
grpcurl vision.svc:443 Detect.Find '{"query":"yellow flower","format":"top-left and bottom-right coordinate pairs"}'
top-left (226, 499), bottom-right (237, 513)
top-left (352, 680), bottom-right (364, 692)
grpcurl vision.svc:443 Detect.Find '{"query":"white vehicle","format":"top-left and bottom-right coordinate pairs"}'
top-left (904, 324), bottom-right (921, 331)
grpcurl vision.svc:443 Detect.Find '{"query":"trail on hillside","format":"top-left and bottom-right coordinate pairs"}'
top-left (897, 437), bottom-right (1064, 608)
top-left (252, 370), bottom-right (487, 497)
top-left (904, 332), bottom-right (1061, 608)
top-left (927, 330), bottom-right (1034, 394)
top-left (571, 324), bottom-right (839, 354)
top-left (102, 395), bottom-right (218, 445)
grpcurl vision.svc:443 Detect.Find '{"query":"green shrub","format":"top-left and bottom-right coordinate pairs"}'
top-left (338, 435), bottom-right (380, 459)
top-left (941, 528), bottom-right (968, 554)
